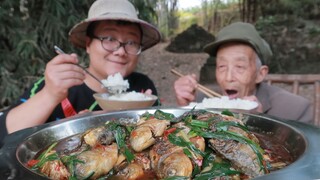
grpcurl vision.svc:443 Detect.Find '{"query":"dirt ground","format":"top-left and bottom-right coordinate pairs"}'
top-left (137, 42), bottom-right (315, 107)
top-left (137, 42), bottom-right (209, 106)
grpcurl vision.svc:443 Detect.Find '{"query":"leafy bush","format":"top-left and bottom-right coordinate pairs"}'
top-left (0, 0), bottom-right (93, 109)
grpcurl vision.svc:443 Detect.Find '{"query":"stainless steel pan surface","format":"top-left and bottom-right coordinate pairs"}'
top-left (1, 108), bottom-right (320, 179)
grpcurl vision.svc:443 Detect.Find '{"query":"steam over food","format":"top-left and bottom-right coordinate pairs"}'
top-left (27, 109), bottom-right (291, 180)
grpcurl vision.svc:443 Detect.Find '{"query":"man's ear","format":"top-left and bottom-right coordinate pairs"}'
top-left (256, 65), bottom-right (269, 83)
top-left (85, 37), bottom-right (92, 54)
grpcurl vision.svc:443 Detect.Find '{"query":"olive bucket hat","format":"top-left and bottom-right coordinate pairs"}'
top-left (69, 0), bottom-right (161, 51)
top-left (203, 22), bottom-right (272, 65)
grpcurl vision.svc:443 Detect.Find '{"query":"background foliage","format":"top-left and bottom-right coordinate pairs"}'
top-left (0, 0), bottom-right (94, 108)
top-left (0, 0), bottom-right (319, 110)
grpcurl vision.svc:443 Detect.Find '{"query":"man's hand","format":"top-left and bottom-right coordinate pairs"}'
top-left (78, 109), bottom-right (90, 114)
top-left (174, 74), bottom-right (198, 106)
top-left (43, 53), bottom-right (86, 104)
top-left (144, 89), bottom-right (152, 95)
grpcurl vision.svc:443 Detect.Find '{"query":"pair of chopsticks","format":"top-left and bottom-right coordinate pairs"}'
top-left (171, 69), bottom-right (222, 98)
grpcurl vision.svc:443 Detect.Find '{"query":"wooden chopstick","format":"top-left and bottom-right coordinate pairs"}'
top-left (171, 69), bottom-right (222, 98)
top-left (198, 83), bottom-right (222, 98)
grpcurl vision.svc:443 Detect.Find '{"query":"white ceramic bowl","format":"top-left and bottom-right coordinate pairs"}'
top-left (93, 92), bottom-right (158, 111)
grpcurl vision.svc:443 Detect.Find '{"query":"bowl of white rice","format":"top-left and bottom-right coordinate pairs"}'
top-left (93, 91), bottom-right (158, 111)
top-left (187, 96), bottom-right (258, 110)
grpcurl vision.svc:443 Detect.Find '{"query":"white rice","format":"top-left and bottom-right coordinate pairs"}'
top-left (101, 72), bottom-right (129, 91)
top-left (108, 91), bottom-right (152, 101)
top-left (188, 96), bottom-right (258, 110)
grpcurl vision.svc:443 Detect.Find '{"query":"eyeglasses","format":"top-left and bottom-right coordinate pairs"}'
top-left (91, 35), bottom-right (142, 55)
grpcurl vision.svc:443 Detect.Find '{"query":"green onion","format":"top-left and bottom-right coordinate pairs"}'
top-left (194, 161), bottom-right (241, 179)
top-left (162, 176), bottom-right (189, 180)
top-left (61, 154), bottom-right (85, 177)
top-left (114, 126), bottom-right (135, 163)
top-left (140, 111), bottom-right (154, 119)
top-left (123, 147), bottom-right (135, 163)
top-left (125, 126), bottom-right (134, 133)
top-left (105, 121), bottom-right (135, 162)
top-left (105, 121), bottom-right (119, 131)
top-left (181, 114), bottom-right (194, 123)
top-left (154, 109), bottom-right (175, 121)
top-left (189, 119), bottom-right (209, 128)
top-left (68, 176), bottom-right (78, 180)
top-left (187, 130), bottom-right (199, 138)
top-left (182, 148), bottom-right (202, 174)
top-left (32, 153), bottom-right (59, 170)
top-left (221, 109), bottom-right (234, 117)
top-left (36, 142), bottom-right (57, 161)
top-left (168, 133), bottom-right (205, 157)
top-left (201, 152), bottom-right (216, 169)
top-left (183, 147), bottom-right (201, 177)
top-left (216, 121), bottom-right (250, 132)
top-left (31, 142), bottom-right (58, 170)
top-left (196, 130), bottom-right (265, 172)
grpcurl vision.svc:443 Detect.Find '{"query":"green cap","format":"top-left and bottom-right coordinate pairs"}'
top-left (203, 22), bottom-right (272, 65)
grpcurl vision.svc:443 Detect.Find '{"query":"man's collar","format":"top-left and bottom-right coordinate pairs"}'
top-left (255, 82), bottom-right (272, 112)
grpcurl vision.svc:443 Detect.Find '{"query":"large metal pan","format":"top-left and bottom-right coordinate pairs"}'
top-left (1, 108), bottom-right (320, 179)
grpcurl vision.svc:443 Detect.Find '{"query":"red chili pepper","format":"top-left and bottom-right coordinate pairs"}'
top-left (192, 136), bottom-right (202, 140)
top-left (55, 163), bottom-right (61, 171)
top-left (195, 158), bottom-right (203, 166)
top-left (27, 159), bottom-right (39, 167)
top-left (95, 144), bottom-right (106, 151)
top-left (131, 131), bottom-right (138, 137)
top-left (163, 127), bottom-right (177, 139)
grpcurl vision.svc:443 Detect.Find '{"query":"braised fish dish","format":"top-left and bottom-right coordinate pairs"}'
top-left (26, 109), bottom-right (292, 179)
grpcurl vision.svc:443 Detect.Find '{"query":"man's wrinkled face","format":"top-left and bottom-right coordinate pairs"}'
top-left (215, 43), bottom-right (261, 99)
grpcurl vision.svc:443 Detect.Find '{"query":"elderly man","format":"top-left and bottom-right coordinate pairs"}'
top-left (174, 22), bottom-right (313, 124)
